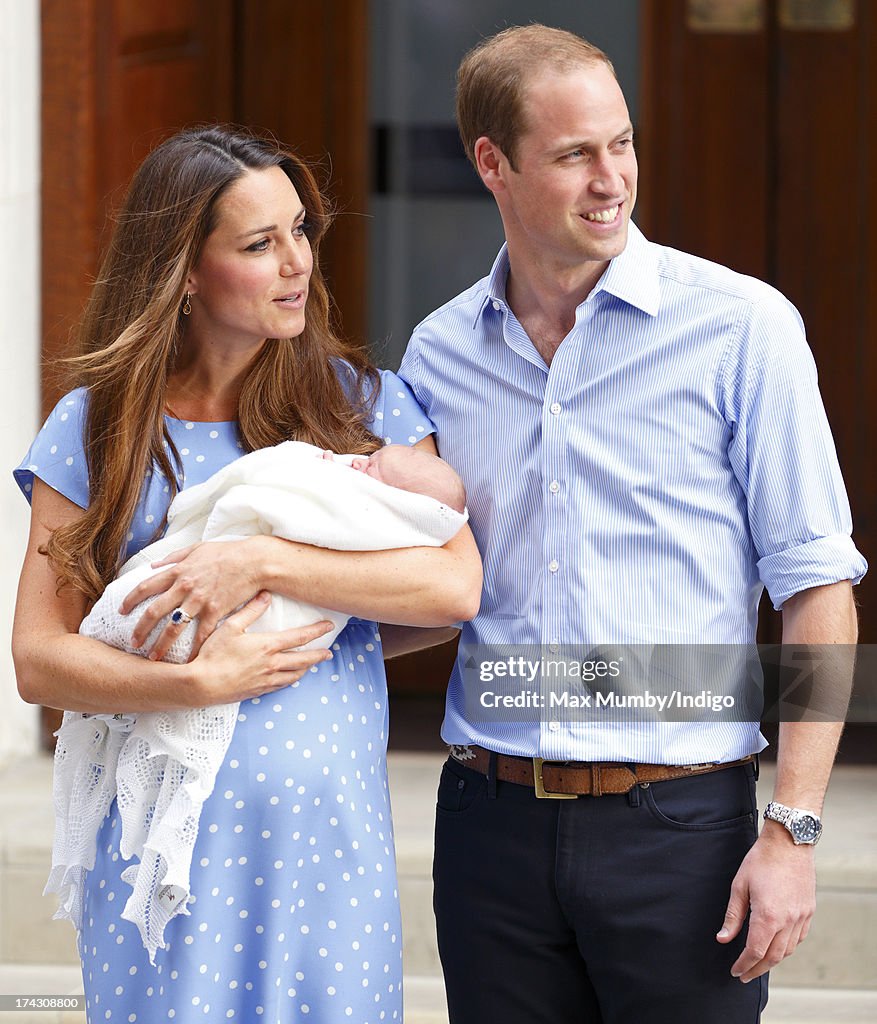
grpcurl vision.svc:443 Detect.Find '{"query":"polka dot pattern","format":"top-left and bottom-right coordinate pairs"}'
top-left (80, 634), bottom-right (403, 1022)
top-left (14, 371), bottom-right (434, 1023)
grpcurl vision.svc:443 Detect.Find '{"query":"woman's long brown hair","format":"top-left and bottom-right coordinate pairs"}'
top-left (46, 126), bottom-right (382, 601)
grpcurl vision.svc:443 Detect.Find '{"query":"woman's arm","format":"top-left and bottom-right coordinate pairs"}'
top-left (123, 436), bottom-right (483, 660)
top-left (261, 525), bottom-right (480, 623)
top-left (12, 479), bottom-right (334, 714)
top-left (126, 524), bottom-right (481, 660)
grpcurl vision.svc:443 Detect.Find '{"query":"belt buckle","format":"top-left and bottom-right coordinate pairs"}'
top-left (533, 758), bottom-right (577, 799)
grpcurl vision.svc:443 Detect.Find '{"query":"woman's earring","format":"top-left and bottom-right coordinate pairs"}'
top-left (182, 292), bottom-right (192, 316)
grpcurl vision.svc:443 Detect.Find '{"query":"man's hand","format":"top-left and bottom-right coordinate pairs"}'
top-left (716, 823), bottom-right (815, 982)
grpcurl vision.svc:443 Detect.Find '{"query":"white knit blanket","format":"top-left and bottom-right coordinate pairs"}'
top-left (48, 441), bottom-right (466, 962)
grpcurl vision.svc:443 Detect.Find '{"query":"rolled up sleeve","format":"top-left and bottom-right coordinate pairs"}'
top-left (758, 534), bottom-right (866, 610)
top-left (723, 291), bottom-right (867, 609)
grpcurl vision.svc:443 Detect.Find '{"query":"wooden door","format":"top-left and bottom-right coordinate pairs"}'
top-left (639, 0), bottom-right (876, 644)
top-left (236, 0), bottom-right (370, 349)
top-left (41, 0), bottom-right (235, 410)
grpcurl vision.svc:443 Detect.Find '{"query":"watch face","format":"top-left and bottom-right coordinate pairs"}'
top-left (791, 814), bottom-right (821, 843)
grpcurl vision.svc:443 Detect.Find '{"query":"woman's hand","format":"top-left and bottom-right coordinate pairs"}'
top-left (121, 538), bottom-right (265, 660)
top-left (189, 591), bottom-right (334, 705)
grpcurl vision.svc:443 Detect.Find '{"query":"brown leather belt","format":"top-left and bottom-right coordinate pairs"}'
top-left (449, 745), bottom-right (755, 799)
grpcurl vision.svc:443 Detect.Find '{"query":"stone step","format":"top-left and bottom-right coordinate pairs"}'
top-left (1, 966), bottom-right (875, 1024)
top-left (1, 755), bottom-right (875, 991)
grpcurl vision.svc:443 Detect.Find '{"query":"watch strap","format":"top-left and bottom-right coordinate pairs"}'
top-left (764, 801), bottom-right (794, 825)
top-left (763, 801), bottom-right (822, 844)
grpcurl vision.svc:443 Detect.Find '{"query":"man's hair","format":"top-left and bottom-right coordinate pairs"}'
top-left (456, 24), bottom-right (615, 172)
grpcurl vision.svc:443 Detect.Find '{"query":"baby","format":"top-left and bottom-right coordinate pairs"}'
top-left (332, 443), bottom-right (467, 514)
top-left (50, 440), bottom-right (468, 960)
top-left (83, 441), bottom-right (467, 661)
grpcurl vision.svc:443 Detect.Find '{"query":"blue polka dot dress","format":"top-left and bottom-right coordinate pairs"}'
top-left (14, 370), bottom-right (435, 1024)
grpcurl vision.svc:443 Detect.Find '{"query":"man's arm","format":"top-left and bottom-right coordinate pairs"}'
top-left (717, 579), bottom-right (857, 982)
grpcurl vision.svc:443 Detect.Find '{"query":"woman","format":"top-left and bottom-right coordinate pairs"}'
top-left (12, 126), bottom-right (480, 1023)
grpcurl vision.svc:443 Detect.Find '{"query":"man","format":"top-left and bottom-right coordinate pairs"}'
top-left (396, 24), bottom-right (865, 1024)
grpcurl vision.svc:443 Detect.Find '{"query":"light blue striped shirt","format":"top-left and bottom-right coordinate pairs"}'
top-left (399, 223), bottom-right (866, 764)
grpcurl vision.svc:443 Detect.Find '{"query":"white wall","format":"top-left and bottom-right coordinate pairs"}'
top-left (0, 0), bottom-right (41, 763)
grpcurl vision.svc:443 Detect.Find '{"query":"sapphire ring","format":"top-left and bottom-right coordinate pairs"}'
top-left (170, 607), bottom-right (194, 626)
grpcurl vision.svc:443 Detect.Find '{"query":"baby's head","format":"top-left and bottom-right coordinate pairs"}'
top-left (352, 445), bottom-right (466, 513)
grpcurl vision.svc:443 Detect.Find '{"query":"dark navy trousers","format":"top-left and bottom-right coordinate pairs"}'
top-left (433, 756), bottom-right (769, 1024)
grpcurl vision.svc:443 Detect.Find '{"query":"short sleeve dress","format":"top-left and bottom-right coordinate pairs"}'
top-left (14, 370), bottom-right (435, 1024)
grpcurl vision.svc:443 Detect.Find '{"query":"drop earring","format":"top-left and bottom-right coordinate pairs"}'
top-left (182, 292), bottom-right (192, 316)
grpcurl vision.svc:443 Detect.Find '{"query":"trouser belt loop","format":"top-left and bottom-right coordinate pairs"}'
top-left (590, 764), bottom-right (603, 797)
top-left (487, 750), bottom-right (498, 800)
top-left (626, 761), bottom-right (640, 806)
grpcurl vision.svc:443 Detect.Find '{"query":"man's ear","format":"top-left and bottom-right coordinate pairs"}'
top-left (473, 136), bottom-right (510, 194)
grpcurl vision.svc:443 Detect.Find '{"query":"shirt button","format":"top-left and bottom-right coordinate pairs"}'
top-left (548, 721), bottom-right (560, 732)
top-left (549, 402), bottom-right (561, 415)
top-left (549, 480), bottom-right (560, 493)
top-left (492, 300), bottom-right (502, 311)
top-left (548, 560), bottom-right (559, 573)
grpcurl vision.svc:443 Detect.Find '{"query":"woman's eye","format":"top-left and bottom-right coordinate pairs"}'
top-left (247, 238), bottom-right (270, 253)
top-left (293, 221), bottom-right (308, 239)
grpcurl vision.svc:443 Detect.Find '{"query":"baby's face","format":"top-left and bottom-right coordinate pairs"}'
top-left (349, 449), bottom-right (395, 484)
top-left (349, 444), bottom-right (466, 513)
top-left (352, 445), bottom-right (426, 483)
top-left (350, 445), bottom-right (436, 497)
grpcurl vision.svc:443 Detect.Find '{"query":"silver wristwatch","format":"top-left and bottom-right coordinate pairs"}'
top-left (763, 801), bottom-right (823, 845)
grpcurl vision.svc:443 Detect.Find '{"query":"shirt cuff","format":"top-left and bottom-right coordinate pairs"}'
top-left (758, 534), bottom-right (867, 610)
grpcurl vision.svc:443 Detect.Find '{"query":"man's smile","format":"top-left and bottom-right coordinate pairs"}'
top-left (582, 204), bottom-right (621, 223)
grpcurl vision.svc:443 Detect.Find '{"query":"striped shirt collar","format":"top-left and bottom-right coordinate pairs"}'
top-left (475, 220), bottom-right (661, 327)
